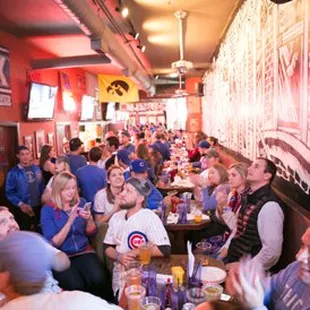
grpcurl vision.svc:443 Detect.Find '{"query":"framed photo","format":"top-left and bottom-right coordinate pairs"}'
top-left (23, 135), bottom-right (35, 160)
top-left (35, 130), bottom-right (45, 159)
top-left (47, 132), bottom-right (54, 146)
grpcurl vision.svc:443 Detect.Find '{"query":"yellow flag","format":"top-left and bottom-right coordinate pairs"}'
top-left (98, 75), bottom-right (139, 103)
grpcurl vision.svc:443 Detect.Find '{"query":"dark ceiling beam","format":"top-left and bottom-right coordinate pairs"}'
top-left (31, 55), bottom-right (111, 70)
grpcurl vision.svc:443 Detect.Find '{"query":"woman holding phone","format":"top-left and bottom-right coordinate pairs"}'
top-left (40, 171), bottom-right (113, 301)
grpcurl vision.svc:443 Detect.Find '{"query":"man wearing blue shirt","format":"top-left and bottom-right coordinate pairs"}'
top-left (76, 147), bottom-right (106, 206)
top-left (129, 159), bottom-right (163, 210)
top-left (119, 130), bottom-right (135, 154)
top-left (5, 145), bottom-right (45, 230)
top-left (66, 138), bottom-right (87, 176)
top-left (151, 134), bottom-right (171, 161)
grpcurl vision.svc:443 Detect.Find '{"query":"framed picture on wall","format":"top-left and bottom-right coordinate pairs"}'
top-left (23, 135), bottom-right (35, 160)
top-left (47, 133), bottom-right (54, 146)
top-left (35, 130), bottom-right (45, 159)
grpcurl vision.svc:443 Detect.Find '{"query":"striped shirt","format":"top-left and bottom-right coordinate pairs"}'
top-left (104, 208), bottom-right (171, 295)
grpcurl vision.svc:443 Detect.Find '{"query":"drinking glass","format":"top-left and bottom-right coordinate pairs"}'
top-left (139, 242), bottom-right (153, 265)
top-left (194, 210), bottom-right (202, 223)
top-left (140, 296), bottom-right (161, 310)
top-left (142, 265), bottom-right (157, 297)
top-left (203, 283), bottom-right (223, 301)
top-left (125, 285), bottom-right (146, 310)
top-left (126, 268), bottom-right (142, 286)
top-left (186, 287), bottom-right (207, 305)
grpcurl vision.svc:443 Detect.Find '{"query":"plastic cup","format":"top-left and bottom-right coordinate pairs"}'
top-left (126, 268), bottom-right (142, 286)
top-left (140, 296), bottom-right (161, 310)
top-left (139, 242), bottom-right (152, 265)
top-left (196, 241), bottom-right (212, 254)
top-left (194, 210), bottom-right (202, 223)
top-left (125, 285), bottom-right (146, 310)
top-left (186, 287), bottom-right (207, 305)
top-left (203, 283), bottom-right (223, 301)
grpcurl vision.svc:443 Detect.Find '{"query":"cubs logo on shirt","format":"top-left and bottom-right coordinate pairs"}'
top-left (127, 231), bottom-right (148, 250)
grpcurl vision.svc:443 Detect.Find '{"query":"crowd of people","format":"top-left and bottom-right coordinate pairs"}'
top-left (0, 122), bottom-right (308, 309)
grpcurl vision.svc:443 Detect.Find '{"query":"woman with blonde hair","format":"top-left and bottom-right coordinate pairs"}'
top-left (216, 162), bottom-right (250, 259)
top-left (39, 144), bottom-right (56, 185)
top-left (40, 171), bottom-right (113, 301)
top-left (93, 165), bottom-right (124, 223)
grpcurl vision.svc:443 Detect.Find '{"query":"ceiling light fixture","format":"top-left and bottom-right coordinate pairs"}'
top-left (137, 44), bottom-right (146, 52)
top-left (129, 31), bottom-right (140, 40)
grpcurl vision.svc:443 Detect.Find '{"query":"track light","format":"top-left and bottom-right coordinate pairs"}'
top-left (129, 31), bottom-right (140, 40)
top-left (115, 6), bottom-right (129, 18)
top-left (137, 45), bottom-right (146, 53)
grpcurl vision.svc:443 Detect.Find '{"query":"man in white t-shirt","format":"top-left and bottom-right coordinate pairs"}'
top-left (103, 177), bottom-right (171, 296)
top-left (0, 231), bottom-right (121, 310)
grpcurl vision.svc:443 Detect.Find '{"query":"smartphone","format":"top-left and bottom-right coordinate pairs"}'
top-left (83, 202), bottom-right (92, 211)
top-left (220, 293), bottom-right (232, 302)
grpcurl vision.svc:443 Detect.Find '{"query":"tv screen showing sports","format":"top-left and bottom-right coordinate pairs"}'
top-left (27, 82), bottom-right (57, 120)
top-left (80, 95), bottom-right (95, 121)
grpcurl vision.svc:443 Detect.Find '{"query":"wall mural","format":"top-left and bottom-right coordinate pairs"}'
top-left (202, 0), bottom-right (310, 207)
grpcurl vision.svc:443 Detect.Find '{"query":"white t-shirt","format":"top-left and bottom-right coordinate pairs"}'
top-left (1, 291), bottom-right (122, 310)
top-left (104, 208), bottom-right (171, 294)
top-left (93, 188), bottom-right (114, 215)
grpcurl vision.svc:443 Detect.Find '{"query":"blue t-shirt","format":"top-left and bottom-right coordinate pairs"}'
top-left (146, 179), bottom-right (163, 210)
top-left (267, 261), bottom-right (310, 310)
top-left (76, 165), bottom-right (106, 204)
top-left (67, 154), bottom-right (87, 176)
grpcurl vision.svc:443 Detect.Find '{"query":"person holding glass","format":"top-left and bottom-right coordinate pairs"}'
top-left (40, 171), bottom-right (113, 301)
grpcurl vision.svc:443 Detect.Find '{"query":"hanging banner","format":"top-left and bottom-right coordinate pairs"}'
top-left (0, 46), bottom-right (11, 106)
top-left (98, 74), bottom-right (139, 103)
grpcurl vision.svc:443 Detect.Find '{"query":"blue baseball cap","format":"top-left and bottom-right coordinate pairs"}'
top-left (117, 149), bottom-right (131, 166)
top-left (130, 159), bottom-right (148, 173)
top-left (198, 140), bottom-right (211, 149)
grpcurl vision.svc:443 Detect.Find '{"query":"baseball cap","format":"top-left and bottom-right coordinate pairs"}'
top-left (206, 148), bottom-right (220, 158)
top-left (130, 159), bottom-right (148, 173)
top-left (126, 177), bottom-right (152, 197)
top-left (0, 231), bottom-right (53, 294)
top-left (117, 149), bottom-right (131, 166)
top-left (198, 140), bottom-right (211, 149)
top-left (121, 130), bottom-right (130, 138)
top-left (69, 137), bottom-right (84, 150)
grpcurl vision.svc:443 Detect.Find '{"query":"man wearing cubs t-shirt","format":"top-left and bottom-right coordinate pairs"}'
top-left (103, 177), bottom-right (171, 297)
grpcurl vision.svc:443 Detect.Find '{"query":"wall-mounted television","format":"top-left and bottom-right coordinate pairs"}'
top-left (80, 95), bottom-right (95, 121)
top-left (27, 82), bottom-right (57, 120)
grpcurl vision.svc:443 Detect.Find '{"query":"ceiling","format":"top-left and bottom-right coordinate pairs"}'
top-left (127, 0), bottom-right (242, 77)
top-left (0, 0), bottom-right (243, 86)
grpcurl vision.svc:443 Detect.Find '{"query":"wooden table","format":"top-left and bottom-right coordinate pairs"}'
top-left (156, 183), bottom-right (194, 196)
top-left (152, 254), bottom-right (225, 274)
top-left (165, 219), bottom-right (210, 254)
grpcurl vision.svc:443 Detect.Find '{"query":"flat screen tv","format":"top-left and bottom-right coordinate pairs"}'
top-left (80, 95), bottom-right (95, 121)
top-left (27, 82), bottom-right (58, 120)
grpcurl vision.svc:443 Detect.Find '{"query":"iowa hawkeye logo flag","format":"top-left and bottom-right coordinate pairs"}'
top-left (98, 75), bottom-right (139, 103)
